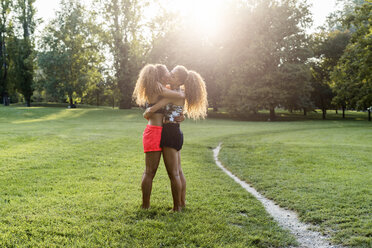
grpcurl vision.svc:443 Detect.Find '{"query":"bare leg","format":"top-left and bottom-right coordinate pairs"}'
top-left (141, 151), bottom-right (161, 209)
top-left (178, 151), bottom-right (186, 208)
top-left (163, 147), bottom-right (182, 211)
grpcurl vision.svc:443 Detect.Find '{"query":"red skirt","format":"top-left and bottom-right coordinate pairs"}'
top-left (143, 125), bottom-right (163, 153)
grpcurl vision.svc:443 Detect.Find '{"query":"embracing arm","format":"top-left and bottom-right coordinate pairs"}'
top-left (149, 98), bottom-right (171, 113)
top-left (143, 98), bottom-right (172, 120)
top-left (160, 86), bottom-right (185, 99)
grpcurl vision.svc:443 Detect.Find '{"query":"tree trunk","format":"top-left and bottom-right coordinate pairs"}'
top-left (269, 106), bottom-right (276, 121)
top-left (25, 97), bottom-right (31, 107)
top-left (212, 99), bottom-right (218, 112)
top-left (2, 92), bottom-right (9, 106)
top-left (335, 109), bottom-right (338, 114)
top-left (303, 108), bottom-right (307, 116)
top-left (118, 79), bottom-right (132, 109)
top-left (69, 95), bottom-right (73, 106)
top-left (322, 108), bottom-right (326, 120)
top-left (96, 92), bottom-right (99, 106)
top-left (368, 109), bottom-right (371, 122)
top-left (342, 106), bottom-right (345, 119)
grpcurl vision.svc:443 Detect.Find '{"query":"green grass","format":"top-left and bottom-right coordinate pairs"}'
top-left (0, 106), bottom-right (295, 248)
top-left (218, 122), bottom-right (372, 247)
top-left (0, 106), bottom-right (370, 247)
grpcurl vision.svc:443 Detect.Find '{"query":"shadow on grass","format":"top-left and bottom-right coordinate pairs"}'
top-left (131, 206), bottom-right (187, 223)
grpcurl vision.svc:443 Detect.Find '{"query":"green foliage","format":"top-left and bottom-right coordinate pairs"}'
top-left (97, 0), bottom-right (146, 109)
top-left (13, 0), bottom-right (37, 107)
top-left (326, 0), bottom-right (367, 31)
top-left (37, 0), bottom-right (103, 106)
top-left (223, 0), bottom-right (312, 119)
top-left (0, 0), bottom-right (12, 105)
top-left (331, 3), bottom-right (372, 112)
top-left (13, 37), bottom-right (35, 106)
top-left (150, 0), bottom-right (313, 118)
top-left (3, 0), bottom-right (370, 119)
top-left (309, 30), bottom-right (351, 118)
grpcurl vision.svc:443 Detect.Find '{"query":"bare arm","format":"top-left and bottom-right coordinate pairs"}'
top-left (174, 112), bottom-right (185, 123)
top-left (160, 86), bottom-right (185, 99)
top-left (143, 98), bottom-right (172, 120)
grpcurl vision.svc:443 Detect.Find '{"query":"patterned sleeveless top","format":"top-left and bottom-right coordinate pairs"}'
top-left (164, 104), bottom-right (183, 123)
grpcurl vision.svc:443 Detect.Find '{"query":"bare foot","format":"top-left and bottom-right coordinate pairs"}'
top-left (170, 207), bottom-right (182, 212)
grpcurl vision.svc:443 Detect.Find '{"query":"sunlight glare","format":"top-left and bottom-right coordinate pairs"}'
top-left (169, 0), bottom-right (225, 39)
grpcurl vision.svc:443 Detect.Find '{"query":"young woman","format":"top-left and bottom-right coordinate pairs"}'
top-left (144, 65), bottom-right (208, 211)
top-left (132, 64), bottom-right (185, 209)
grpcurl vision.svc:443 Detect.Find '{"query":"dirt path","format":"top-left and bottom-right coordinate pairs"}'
top-left (213, 143), bottom-right (345, 248)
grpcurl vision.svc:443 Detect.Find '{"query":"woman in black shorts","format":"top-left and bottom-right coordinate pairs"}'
top-left (144, 65), bottom-right (208, 211)
top-left (133, 64), bottom-right (185, 210)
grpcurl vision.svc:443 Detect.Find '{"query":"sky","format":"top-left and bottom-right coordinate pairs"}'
top-left (34, 0), bottom-right (339, 34)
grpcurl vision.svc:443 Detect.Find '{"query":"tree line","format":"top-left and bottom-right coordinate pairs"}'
top-left (0, 0), bottom-right (371, 121)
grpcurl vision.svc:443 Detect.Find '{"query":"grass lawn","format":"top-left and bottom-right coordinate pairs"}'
top-left (218, 121), bottom-right (372, 247)
top-left (0, 106), bottom-right (370, 247)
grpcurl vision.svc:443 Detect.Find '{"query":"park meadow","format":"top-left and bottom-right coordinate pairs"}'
top-left (0, 105), bottom-right (371, 247)
top-left (1, 0), bottom-right (371, 247)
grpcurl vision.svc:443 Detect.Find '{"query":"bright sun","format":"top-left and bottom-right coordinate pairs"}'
top-left (168, 0), bottom-right (225, 38)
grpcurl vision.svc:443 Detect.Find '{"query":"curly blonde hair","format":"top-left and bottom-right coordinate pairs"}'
top-left (155, 64), bottom-right (168, 82)
top-left (132, 64), bottom-right (162, 107)
top-left (173, 66), bottom-right (208, 120)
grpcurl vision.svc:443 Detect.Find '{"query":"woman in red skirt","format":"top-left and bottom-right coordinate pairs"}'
top-left (133, 64), bottom-right (185, 209)
top-left (144, 65), bottom-right (208, 211)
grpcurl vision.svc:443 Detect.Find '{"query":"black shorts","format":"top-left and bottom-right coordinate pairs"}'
top-left (160, 123), bottom-right (183, 151)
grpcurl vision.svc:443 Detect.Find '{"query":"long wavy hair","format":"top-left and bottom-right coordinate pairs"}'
top-left (173, 65), bottom-right (208, 120)
top-left (155, 64), bottom-right (168, 82)
top-left (132, 64), bottom-right (162, 107)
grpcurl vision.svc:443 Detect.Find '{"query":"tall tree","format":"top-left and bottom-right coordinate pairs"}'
top-left (222, 0), bottom-right (312, 120)
top-left (14, 0), bottom-right (36, 107)
top-left (309, 61), bottom-right (334, 120)
top-left (38, 0), bottom-right (103, 106)
top-left (0, 0), bottom-right (12, 105)
top-left (331, 3), bottom-right (372, 121)
top-left (310, 31), bottom-right (351, 119)
top-left (150, 0), bottom-right (313, 118)
top-left (98, 0), bottom-right (145, 109)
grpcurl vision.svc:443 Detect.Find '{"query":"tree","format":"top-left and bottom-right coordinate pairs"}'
top-left (326, 0), bottom-right (367, 31)
top-left (222, 0), bottom-right (312, 120)
top-left (310, 31), bottom-right (351, 119)
top-left (0, 0), bottom-right (12, 105)
top-left (331, 3), bottom-right (372, 121)
top-left (97, 0), bottom-right (146, 109)
top-left (150, 0), bottom-right (313, 118)
top-left (13, 0), bottom-right (36, 107)
top-left (309, 61), bottom-right (334, 119)
top-left (38, 0), bottom-right (103, 106)
top-left (149, 21), bottom-right (225, 112)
